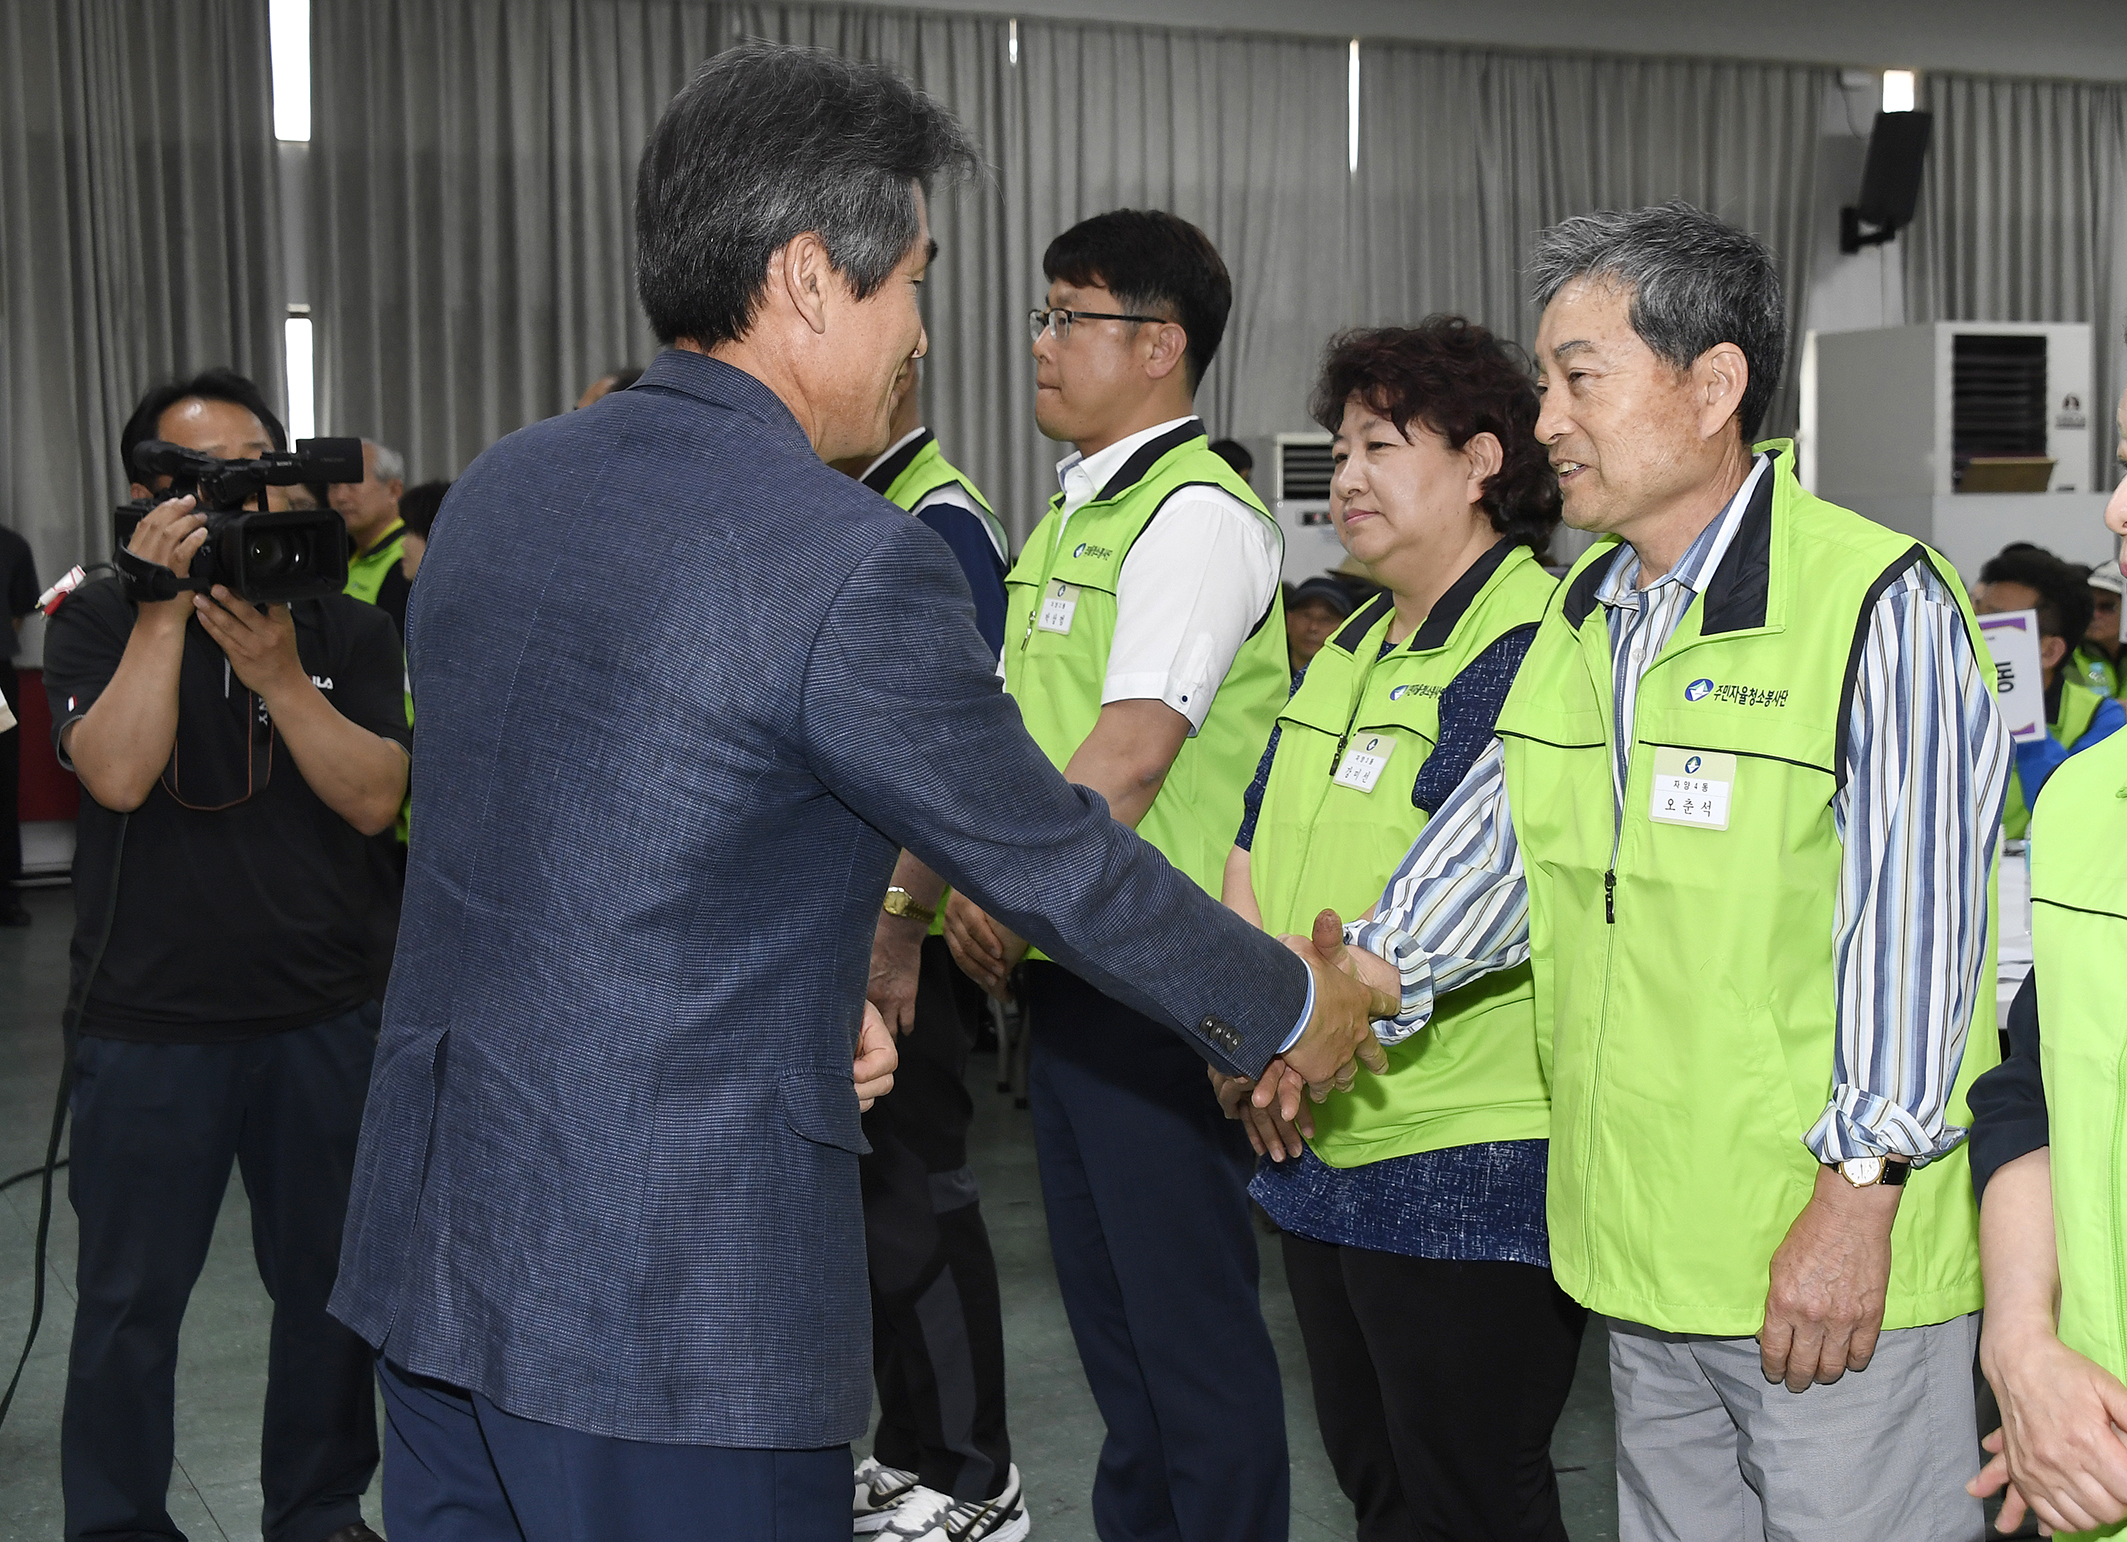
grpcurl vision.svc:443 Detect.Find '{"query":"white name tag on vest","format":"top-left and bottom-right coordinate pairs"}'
top-left (1038, 580), bottom-right (1081, 635)
top-left (1333, 733), bottom-right (1399, 794)
top-left (1649, 747), bottom-right (1735, 830)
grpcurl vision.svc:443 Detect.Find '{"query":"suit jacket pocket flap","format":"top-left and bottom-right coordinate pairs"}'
top-left (778, 1068), bottom-right (871, 1155)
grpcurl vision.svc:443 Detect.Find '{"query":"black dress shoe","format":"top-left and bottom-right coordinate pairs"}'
top-left (322, 1526), bottom-right (385, 1542)
top-left (0, 900), bottom-right (30, 927)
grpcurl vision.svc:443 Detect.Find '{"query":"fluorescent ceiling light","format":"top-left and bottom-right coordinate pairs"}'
top-left (271, 0), bottom-right (310, 141)
top-left (284, 317), bottom-right (315, 443)
top-left (1882, 70), bottom-right (1917, 113)
top-left (1348, 41), bottom-right (1360, 174)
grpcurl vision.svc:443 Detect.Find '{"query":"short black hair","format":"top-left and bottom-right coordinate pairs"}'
top-left (1208, 438), bottom-right (1253, 476)
top-left (399, 480), bottom-right (452, 540)
top-left (119, 368), bottom-right (286, 485)
top-left (1981, 543), bottom-right (2095, 643)
top-left (1043, 210), bottom-right (1232, 391)
top-left (635, 43), bottom-right (977, 348)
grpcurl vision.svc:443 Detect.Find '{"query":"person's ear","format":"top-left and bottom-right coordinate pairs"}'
top-left (777, 231), bottom-right (836, 336)
top-left (129, 482), bottom-right (151, 502)
top-left (1462, 432), bottom-right (1504, 506)
top-left (1694, 343), bottom-right (1750, 440)
top-left (386, 480), bottom-right (404, 502)
top-left (1141, 321), bottom-right (1190, 384)
top-left (2040, 634), bottom-right (2069, 672)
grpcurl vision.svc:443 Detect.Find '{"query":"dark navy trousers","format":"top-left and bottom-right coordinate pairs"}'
top-left (1022, 963), bottom-right (1288, 1542)
top-left (377, 1360), bottom-right (850, 1540)
top-left (62, 1010), bottom-right (381, 1542)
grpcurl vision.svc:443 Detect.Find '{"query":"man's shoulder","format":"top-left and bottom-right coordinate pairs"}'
top-left (46, 575), bottom-right (131, 643)
top-left (304, 592), bottom-right (403, 663)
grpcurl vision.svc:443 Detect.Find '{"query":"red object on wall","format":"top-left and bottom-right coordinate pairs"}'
top-left (16, 668), bottom-right (81, 823)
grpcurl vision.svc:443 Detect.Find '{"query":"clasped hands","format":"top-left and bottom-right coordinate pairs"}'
top-left (1212, 909), bottom-right (1401, 1156)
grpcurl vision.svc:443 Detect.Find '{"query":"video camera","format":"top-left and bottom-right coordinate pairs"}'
top-left (114, 437), bottom-right (364, 604)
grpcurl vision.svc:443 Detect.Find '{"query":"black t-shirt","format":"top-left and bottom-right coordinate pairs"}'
top-left (1, 524), bottom-right (38, 660)
top-left (42, 579), bottom-right (412, 1041)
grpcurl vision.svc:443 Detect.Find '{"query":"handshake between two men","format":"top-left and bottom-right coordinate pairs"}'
top-left (940, 893), bottom-right (1399, 1125)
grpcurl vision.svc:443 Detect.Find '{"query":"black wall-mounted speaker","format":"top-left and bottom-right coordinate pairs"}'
top-left (1842, 110), bottom-right (1934, 252)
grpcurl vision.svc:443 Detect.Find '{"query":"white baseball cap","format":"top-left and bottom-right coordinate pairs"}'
top-left (2089, 564), bottom-right (2124, 596)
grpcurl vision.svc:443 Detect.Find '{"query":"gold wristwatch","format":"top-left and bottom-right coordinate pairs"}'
top-left (1830, 1155), bottom-right (1909, 1189)
top-left (881, 887), bottom-right (936, 926)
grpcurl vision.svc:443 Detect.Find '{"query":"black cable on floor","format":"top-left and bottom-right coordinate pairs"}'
top-left (0, 1158), bottom-right (68, 1194)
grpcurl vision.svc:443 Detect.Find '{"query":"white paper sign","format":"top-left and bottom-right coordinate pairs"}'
top-left (1977, 609), bottom-right (2049, 746)
top-left (1649, 747), bottom-right (1734, 830)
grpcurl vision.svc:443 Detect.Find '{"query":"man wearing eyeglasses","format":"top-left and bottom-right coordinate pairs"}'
top-left (944, 209), bottom-right (1292, 1542)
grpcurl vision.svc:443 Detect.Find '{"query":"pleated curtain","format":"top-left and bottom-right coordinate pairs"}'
top-left (1906, 72), bottom-right (2127, 493)
top-left (0, 0), bottom-right (283, 583)
top-left (307, 0), bottom-right (726, 492)
top-left (1351, 45), bottom-right (1832, 445)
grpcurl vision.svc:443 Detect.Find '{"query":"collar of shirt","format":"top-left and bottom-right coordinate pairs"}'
top-left (857, 427), bottom-right (929, 486)
top-left (1593, 452), bottom-right (1772, 614)
top-left (1054, 415), bottom-right (1200, 519)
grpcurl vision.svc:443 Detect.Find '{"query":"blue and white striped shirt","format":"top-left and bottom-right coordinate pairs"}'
top-left (1347, 456), bottom-right (2009, 1166)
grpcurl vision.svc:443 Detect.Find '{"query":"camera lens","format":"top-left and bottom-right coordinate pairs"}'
top-left (244, 531), bottom-right (311, 584)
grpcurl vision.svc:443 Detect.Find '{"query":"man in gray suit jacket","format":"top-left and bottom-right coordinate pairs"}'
top-left (328, 42), bottom-right (1391, 1540)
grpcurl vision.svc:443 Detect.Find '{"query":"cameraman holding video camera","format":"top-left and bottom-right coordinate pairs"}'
top-left (41, 369), bottom-right (409, 1542)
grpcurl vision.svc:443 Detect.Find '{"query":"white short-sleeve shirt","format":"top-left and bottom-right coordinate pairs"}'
top-left (1035, 417), bottom-right (1281, 735)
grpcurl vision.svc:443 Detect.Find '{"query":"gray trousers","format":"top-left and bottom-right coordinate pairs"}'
top-left (1608, 1313), bottom-right (1983, 1542)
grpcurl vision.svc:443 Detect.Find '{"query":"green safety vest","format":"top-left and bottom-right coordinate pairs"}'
top-left (865, 430), bottom-right (1002, 937)
top-left (1251, 539), bottom-right (1556, 1166)
top-left (1003, 420), bottom-right (1287, 956)
top-left (2030, 730), bottom-right (2127, 1541)
top-left (2004, 677), bottom-right (2108, 840)
top-left (1492, 441), bottom-right (1999, 1335)
top-left (344, 523), bottom-right (407, 606)
top-left (2072, 643), bottom-right (2123, 702)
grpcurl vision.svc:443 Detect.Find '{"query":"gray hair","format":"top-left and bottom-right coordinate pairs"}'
top-left (634, 42), bottom-right (979, 349)
top-left (1528, 201), bottom-right (1786, 440)
top-left (366, 440), bottom-right (406, 487)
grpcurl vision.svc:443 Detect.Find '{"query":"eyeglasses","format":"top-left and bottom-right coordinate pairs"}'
top-left (1027, 307), bottom-right (1170, 343)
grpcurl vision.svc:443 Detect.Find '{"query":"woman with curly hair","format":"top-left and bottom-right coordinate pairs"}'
top-left (1214, 317), bottom-right (1582, 1542)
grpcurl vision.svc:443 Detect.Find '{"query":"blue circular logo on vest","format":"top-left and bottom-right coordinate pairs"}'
top-left (1684, 754), bottom-right (1702, 774)
top-left (1389, 684), bottom-right (1410, 700)
top-left (1073, 542), bottom-right (1088, 558)
top-left (1685, 677), bottom-right (1714, 702)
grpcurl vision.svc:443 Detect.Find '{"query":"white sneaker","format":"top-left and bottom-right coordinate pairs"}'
top-left (880, 1464), bottom-right (1030, 1542)
top-left (853, 1455), bottom-right (922, 1534)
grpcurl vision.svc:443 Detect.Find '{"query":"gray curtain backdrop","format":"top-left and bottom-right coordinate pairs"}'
top-left (1352, 45), bottom-right (1832, 444)
top-left (305, 0), bottom-right (2126, 546)
top-left (1906, 71), bottom-right (2127, 492)
top-left (0, 0), bottom-right (283, 597)
top-left (308, 0), bottom-right (725, 488)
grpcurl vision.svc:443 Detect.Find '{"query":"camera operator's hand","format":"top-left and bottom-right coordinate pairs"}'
top-left (127, 496), bottom-right (208, 622)
top-left (192, 585), bottom-right (306, 702)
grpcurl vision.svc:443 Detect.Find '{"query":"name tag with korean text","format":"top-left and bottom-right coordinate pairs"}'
top-left (1038, 580), bottom-right (1080, 635)
top-left (1333, 733), bottom-right (1398, 794)
top-left (1649, 747), bottom-right (1735, 830)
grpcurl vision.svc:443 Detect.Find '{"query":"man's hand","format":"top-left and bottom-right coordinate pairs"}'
top-left (853, 1001), bottom-right (897, 1111)
top-left (128, 496), bottom-right (208, 621)
top-left (943, 892), bottom-right (1028, 1001)
top-left (1250, 909), bottom-right (1397, 1123)
top-left (1971, 1320), bottom-right (2127, 1535)
top-left (192, 587), bottom-right (308, 703)
top-left (1210, 1066), bottom-right (1313, 1161)
top-left (868, 910), bottom-right (926, 1036)
top-left (1757, 1162), bottom-right (1901, 1392)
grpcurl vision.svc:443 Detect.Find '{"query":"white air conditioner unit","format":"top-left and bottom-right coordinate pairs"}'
top-left (1271, 432), bottom-right (1344, 584)
top-left (1802, 322), bottom-right (2113, 579)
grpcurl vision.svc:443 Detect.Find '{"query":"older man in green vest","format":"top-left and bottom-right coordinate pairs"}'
top-left (1281, 201), bottom-right (2009, 1539)
top-left (333, 439), bottom-right (410, 635)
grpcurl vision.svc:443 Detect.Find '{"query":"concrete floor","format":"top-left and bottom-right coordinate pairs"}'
top-left (0, 880), bottom-right (1622, 1540)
